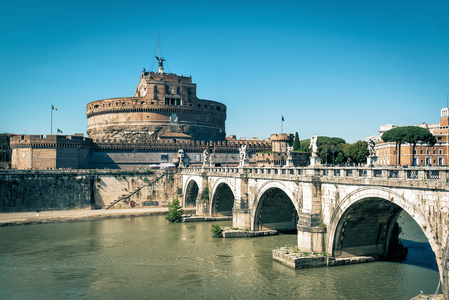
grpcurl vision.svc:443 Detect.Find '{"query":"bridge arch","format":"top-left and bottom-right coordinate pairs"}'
top-left (183, 176), bottom-right (203, 207)
top-left (251, 181), bottom-right (299, 232)
top-left (327, 187), bottom-right (439, 262)
top-left (210, 179), bottom-right (235, 217)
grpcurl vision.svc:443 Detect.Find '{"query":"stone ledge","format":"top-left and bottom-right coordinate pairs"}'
top-left (222, 229), bottom-right (278, 238)
top-left (182, 215), bottom-right (232, 222)
top-left (272, 247), bottom-right (376, 269)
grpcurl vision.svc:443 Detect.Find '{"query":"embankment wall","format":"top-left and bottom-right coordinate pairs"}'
top-left (0, 170), bottom-right (181, 213)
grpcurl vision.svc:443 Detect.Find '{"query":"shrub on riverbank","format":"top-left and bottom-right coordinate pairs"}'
top-left (211, 225), bottom-right (223, 237)
top-left (165, 198), bottom-right (184, 223)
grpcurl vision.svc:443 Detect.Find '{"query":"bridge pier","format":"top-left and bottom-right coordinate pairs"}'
top-left (297, 213), bottom-right (327, 253)
top-left (233, 209), bottom-right (251, 229)
top-left (194, 174), bottom-right (209, 215)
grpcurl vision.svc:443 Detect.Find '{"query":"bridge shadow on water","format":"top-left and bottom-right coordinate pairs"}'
top-left (394, 238), bottom-right (439, 271)
top-left (389, 211), bottom-right (439, 272)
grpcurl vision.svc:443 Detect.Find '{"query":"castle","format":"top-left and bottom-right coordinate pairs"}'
top-left (10, 58), bottom-right (285, 170)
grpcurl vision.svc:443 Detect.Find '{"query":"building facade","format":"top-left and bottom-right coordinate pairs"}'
top-left (375, 108), bottom-right (449, 166)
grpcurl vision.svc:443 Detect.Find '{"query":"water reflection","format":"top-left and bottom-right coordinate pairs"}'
top-left (0, 212), bottom-right (440, 299)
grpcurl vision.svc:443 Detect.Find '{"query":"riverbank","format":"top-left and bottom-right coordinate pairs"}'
top-left (0, 207), bottom-right (197, 227)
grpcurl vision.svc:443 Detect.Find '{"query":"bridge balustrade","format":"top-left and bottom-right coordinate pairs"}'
top-left (373, 170), bottom-right (383, 178)
top-left (407, 170), bottom-right (418, 179)
top-left (389, 170), bottom-right (399, 179)
top-left (181, 166), bottom-right (448, 183)
top-left (427, 170), bottom-right (440, 180)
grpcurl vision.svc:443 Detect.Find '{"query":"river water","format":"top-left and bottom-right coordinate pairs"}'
top-left (0, 211), bottom-right (440, 299)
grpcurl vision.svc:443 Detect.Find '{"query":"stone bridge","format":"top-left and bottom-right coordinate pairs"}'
top-left (180, 166), bottom-right (449, 295)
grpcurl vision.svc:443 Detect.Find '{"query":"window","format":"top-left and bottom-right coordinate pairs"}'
top-left (154, 86), bottom-right (158, 93)
top-left (177, 87), bottom-right (180, 94)
top-left (439, 149), bottom-right (443, 155)
top-left (161, 154), bottom-right (169, 162)
top-left (165, 98), bottom-right (181, 106)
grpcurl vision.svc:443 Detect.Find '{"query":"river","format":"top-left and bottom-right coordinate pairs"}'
top-left (0, 211), bottom-right (440, 299)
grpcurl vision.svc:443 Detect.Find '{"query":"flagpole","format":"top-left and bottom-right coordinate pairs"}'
top-left (51, 105), bottom-right (53, 135)
top-left (281, 114), bottom-right (283, 134)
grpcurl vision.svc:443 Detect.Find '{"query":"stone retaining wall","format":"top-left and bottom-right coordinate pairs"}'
top-left (0, 170), bottom-right (181, 212)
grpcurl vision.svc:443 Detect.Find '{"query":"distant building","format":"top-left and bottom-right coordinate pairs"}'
top-left (255, 134), bottom-right (308, 167)
top-left (373, 107), bottom-right (449, 166)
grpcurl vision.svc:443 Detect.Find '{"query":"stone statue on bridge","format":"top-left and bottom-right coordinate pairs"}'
top-left (285, 146), bottom-right (293, 168)
top-left (309, 134), bottom-right (318, 157)
top-left (239, 144), bottom-right (249, 167)
top-left (209, 153), bottom-right (214, 167)
top-left (287, 146), bottom-right (293, 161)
top-left (203, 149), bottom-right (209, 167)
top-left (309, 134), bottom-right (321, 166)
top-left (367, 138), bottom-right (378, 167)
top-left (368, 139), bottom-right (376, 157)
top-left (178, 149), bottom-right (185, 168)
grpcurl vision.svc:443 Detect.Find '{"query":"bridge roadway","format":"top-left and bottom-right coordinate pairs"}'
top-left (180, 165), bottom-right (449, 296)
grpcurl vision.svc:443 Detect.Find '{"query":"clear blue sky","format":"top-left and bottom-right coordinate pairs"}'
top-left (1, 0), bottom-right (448, 143)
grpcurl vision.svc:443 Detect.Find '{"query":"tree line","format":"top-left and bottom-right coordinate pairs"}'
top-left (292, 132), bottom-right (368, 165)
top-left (291, 125), bottom-right (436, 166)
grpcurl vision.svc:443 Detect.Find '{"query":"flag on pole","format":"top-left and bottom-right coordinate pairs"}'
top-left (52, 104), bottom-right (57, 111)
top-left (57, 128), bottom-right (63, 133)
top-left (282, 115), bottom-right (284, 122)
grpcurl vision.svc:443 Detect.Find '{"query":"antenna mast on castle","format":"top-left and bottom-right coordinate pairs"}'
top-left (155, 32), bottom-right (165, 74)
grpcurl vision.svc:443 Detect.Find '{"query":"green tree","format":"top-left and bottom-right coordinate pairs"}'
top-left (293, 132), bottom-right (301, 151)
top-left (382, 126), bottom-right (436, 166)
top-left (346, 141), bottom-right (369, 165)
top-left (165, 198), bottom-right (184, 223)
top-left (316, 136), bottom-right (346, 165)
top-left (381, 127), bottom-right (407, 166)
top-left (402, 126), bottom-right (436, 166)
